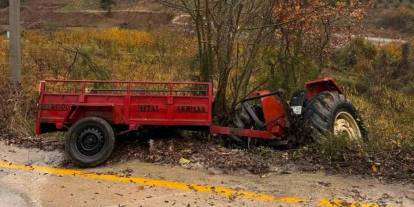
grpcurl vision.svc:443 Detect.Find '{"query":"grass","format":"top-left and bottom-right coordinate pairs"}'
top-left (61, 0), bottom-right (101, 11)
top-left (60, 0), bottom-right (162, 12)
top-left (311, 48), bottom-right (414, 179)
top-left (0, 28), bottom-right (413, 180)
top-left (379, 7), bottom-right (414, 34)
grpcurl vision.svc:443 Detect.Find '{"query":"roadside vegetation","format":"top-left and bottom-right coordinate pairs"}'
top-left (307, 39), bottom-right (414, 179)
top-left (0, 0), bottom-right (413, 180)
top-left (377, 6), bottom-right (414, 35)
top-left (100, 0), bottom-right (116, 14)
top-left (0, 0), bottom-right (8, 9)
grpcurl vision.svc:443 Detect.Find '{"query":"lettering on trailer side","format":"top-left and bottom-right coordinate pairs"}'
top-left (40, 104), bottom-right (70, 111)
top-left (138, 105), bottom-right (159, 112)
top-left (176, 106), bottom-right (207, 113)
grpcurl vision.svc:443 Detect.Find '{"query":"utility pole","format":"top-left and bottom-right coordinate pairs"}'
top-left (9, 0), bottom-right (22, 86)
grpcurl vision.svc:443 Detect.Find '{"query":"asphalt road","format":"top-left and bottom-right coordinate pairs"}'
top-left (0, 141), bottom-right (413, 207)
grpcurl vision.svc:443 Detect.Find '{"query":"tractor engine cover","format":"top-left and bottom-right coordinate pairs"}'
top-left (252, 90), bottom-right (288, 136)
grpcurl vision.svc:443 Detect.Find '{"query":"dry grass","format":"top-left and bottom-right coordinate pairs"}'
top-left (0, 29), bottom-right (413, 180)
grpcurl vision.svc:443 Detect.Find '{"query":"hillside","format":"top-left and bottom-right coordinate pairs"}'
top-left (362, 6), bottom-right (414, 39)
top-left (0, 0), bottom-right (173, 32)
top-left (61, 0), bottom-right (165, 11)
top-left (1, 0), bottom-right (413, 41)
top-left (0, 1), bottom-right (413, 207)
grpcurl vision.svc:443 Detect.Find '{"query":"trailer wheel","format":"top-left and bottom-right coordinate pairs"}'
top-left (65, 117), bottom-right (115, 168)
top-left (303, 91), bottom-right (368, 142)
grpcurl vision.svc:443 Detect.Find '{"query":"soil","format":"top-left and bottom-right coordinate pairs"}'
top-left (0, 131), bottom-right (319, 175)
top-left (1, 130), bottom-right (413, 183)
top-left (0, 0), bottom-right (174, 31)
top-left (0, 138), bottom-right (413, 207)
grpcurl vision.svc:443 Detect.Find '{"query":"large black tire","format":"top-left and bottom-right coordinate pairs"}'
top-left (227, 95), bottom-right (290, 149)
top-left (226, 107), bottom-right (252, 148)
top-left (65, 117), bottom-right (115, 168)
top-left (303, 91), bottom-right (368, 142)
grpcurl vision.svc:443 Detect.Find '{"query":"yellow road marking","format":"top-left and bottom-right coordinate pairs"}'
top-left (0, 160), bottom-right (302, 204)
top-left (319, 198), bottom-right (383, 207)
top-left (0, 160), bottom-right (388, 206)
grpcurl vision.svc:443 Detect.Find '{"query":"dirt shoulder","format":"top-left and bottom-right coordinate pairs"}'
top-left (0, 139), bottom-right (413, 207)
top-left (1, 132), bottom-right (412, 183)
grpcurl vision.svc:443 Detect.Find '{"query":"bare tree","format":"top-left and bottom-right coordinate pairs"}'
top-left (160, 0), bottom-right (366, 118)
top-left (160, 0), bottom-right (276, 117)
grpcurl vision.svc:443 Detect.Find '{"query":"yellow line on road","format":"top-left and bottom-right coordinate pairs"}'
top-left (0, 160), bottom-right (301, 204)
top-left (0, 160), bottom-right (385, 206)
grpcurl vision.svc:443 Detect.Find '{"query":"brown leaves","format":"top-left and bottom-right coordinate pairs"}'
top-left (0, 82), bottom-right (36, 137)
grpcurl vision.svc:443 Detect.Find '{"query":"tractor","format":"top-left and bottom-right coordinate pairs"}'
top-left (36, 77), bottom-right (367, 167)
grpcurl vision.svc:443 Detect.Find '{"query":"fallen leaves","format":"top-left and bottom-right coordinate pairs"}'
top-left (179, 158), bottom-right (191, 168)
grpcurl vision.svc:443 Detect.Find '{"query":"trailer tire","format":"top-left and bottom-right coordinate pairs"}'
top-left (303, 91), bottom-right (368, 142)
top-left (65, 117), bottom-right (115, 168)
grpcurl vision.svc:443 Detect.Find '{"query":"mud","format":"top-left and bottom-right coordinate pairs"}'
top-left (0, 137), bottom-right (64, 166)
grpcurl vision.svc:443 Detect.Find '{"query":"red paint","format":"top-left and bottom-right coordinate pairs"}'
top-left (254, 90), bottom-right (287, 136)
top-left (36, 80), bottom-right (213, 134)
top-left (305, 77), bottom-right (343, 99)
top-left (35, 77), bottom-right (343, 140)
top-left (210, 125), bottom-right (275, 139)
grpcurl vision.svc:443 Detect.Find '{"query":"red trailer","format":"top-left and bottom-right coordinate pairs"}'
top-left (36, 77), bottom-right (367, 167)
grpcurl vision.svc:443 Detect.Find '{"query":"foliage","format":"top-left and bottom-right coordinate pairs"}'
top-left (312, 72), bottom-right (414, 179)
top-left (334, 38), bottom-right (377, 71)
top-left (0, 28), bottom-right (200, 137)
top-left (0, 28), bottom-right (199, 130)
top-left (0, 83), bottom-right (35, 137)
top-left (100, 0), bottom-right (116, 14)
top-left (161, 0), bottom-right (367, 117)
top-left (1, 23), bottom-right (413, 179)
top-left (378, 7), bottom-right (414, 34)
top-left (260, 45), bottom-right (320, 95)
top-left (0, 0), bottom-right (8, 9)
top-left (334, 38), bottom-right (414, 93)
top-left (161, 0), bottom-right (280, 116)
top-left (308, 39), bottom-right (414, 179)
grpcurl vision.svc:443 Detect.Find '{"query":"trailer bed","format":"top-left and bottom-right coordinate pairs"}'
top-left (36, 80), bottom-right (213, 134)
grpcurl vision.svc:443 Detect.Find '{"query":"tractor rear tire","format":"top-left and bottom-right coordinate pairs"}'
top-left (226, 108), bottom-right (251, 148)
top-left (65, 117), bottom-right (115, 168)
top-left (303, 91), bottom-right (368, 142)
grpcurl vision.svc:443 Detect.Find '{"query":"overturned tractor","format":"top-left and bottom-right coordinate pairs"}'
top-left (36, 77), bottom-right (367, 167)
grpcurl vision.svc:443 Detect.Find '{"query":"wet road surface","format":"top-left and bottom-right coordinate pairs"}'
top-left (0, 141), bottom-right (413, 207)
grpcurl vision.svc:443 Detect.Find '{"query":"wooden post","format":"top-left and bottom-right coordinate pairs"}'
top-left (9, 0), bottom-right (22, 86)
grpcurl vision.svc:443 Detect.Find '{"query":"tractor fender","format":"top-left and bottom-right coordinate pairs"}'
top-left (305, 77), bottom-right (343, 100)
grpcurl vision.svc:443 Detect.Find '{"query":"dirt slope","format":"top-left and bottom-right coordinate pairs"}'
top-left (0, 0), bottom-right (173, 30)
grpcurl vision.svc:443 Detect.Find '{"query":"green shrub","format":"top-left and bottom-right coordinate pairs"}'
top-left (261, 47), bottom-right (320, 95)
top-left (100, 0), bottom-right (116, 13)
top-left (0, 0), bottom-right (8, 9)
top-left (333, 38), bottom-right (377, 71)
top-left (378, 7), bottom-right (414, 34)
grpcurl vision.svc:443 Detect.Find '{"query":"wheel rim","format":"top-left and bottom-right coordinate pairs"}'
top-left (76, 127), bottom-right (105, 156)
top-left (333, 111), bottom-right (362, 141)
